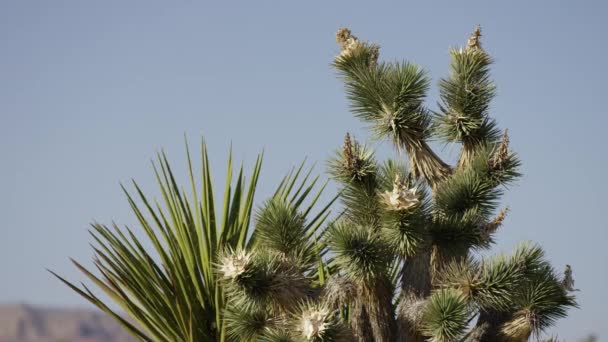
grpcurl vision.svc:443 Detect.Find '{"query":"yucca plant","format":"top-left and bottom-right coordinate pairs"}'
top-left (316, 26), bottom-right (578, 342)
top-left (52, 140), bottom-right (337, 342)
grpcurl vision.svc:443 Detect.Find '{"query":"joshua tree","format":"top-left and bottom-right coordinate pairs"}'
top-left (57, 27), bottom-right (577, 342)
top-left (319, 26), bottom-right (577, 341)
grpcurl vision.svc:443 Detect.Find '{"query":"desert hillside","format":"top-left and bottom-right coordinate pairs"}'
top-left (0, 304), bottom-right (134, 342)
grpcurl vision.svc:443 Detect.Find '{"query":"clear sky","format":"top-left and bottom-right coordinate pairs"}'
top-left (1, 1), bottom-right (606, 340)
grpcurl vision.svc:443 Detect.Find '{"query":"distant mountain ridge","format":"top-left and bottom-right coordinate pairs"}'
top-left (0, 303), bottom-right (134, 342)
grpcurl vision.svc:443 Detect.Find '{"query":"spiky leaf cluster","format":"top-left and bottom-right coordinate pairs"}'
top-left (328, 133), bottom-right (377, 186)
top-left (224, 306), bottom-right (279, 342)
top-left (327, 222), bottom-right (392, 283)
top-left (501, 266), bottom-right (577, 340)
top-left (422, 288), bottom-right (471, 342)
top-left (255, 199), bottom-right (309, 260)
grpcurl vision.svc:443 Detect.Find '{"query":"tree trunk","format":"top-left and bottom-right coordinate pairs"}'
top-left (401, 250), bottom-right (432, 297)
top-left (350, 299), bottom-right (375, 342)
top-left (367, 280), bottom-right (397, 342)
top-left (397, 250), bottom-right (432, 342)
top-left (350, 279), bottom-right (397, 342)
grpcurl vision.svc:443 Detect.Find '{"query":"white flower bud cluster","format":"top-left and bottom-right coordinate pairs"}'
top-left (220, 250), bottom-right (251, 279)
top-left (383, 175), bottom-right (419, 211)
top-left (300, 308), bottom-right (329, 339)
top-left (466, 25), bottom-right (482, 50)
top-left (335, 28), bottom-right (363, 59)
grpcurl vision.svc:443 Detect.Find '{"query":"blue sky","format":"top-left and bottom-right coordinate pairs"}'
top-left (1, 1), bottom-right (606, 340)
